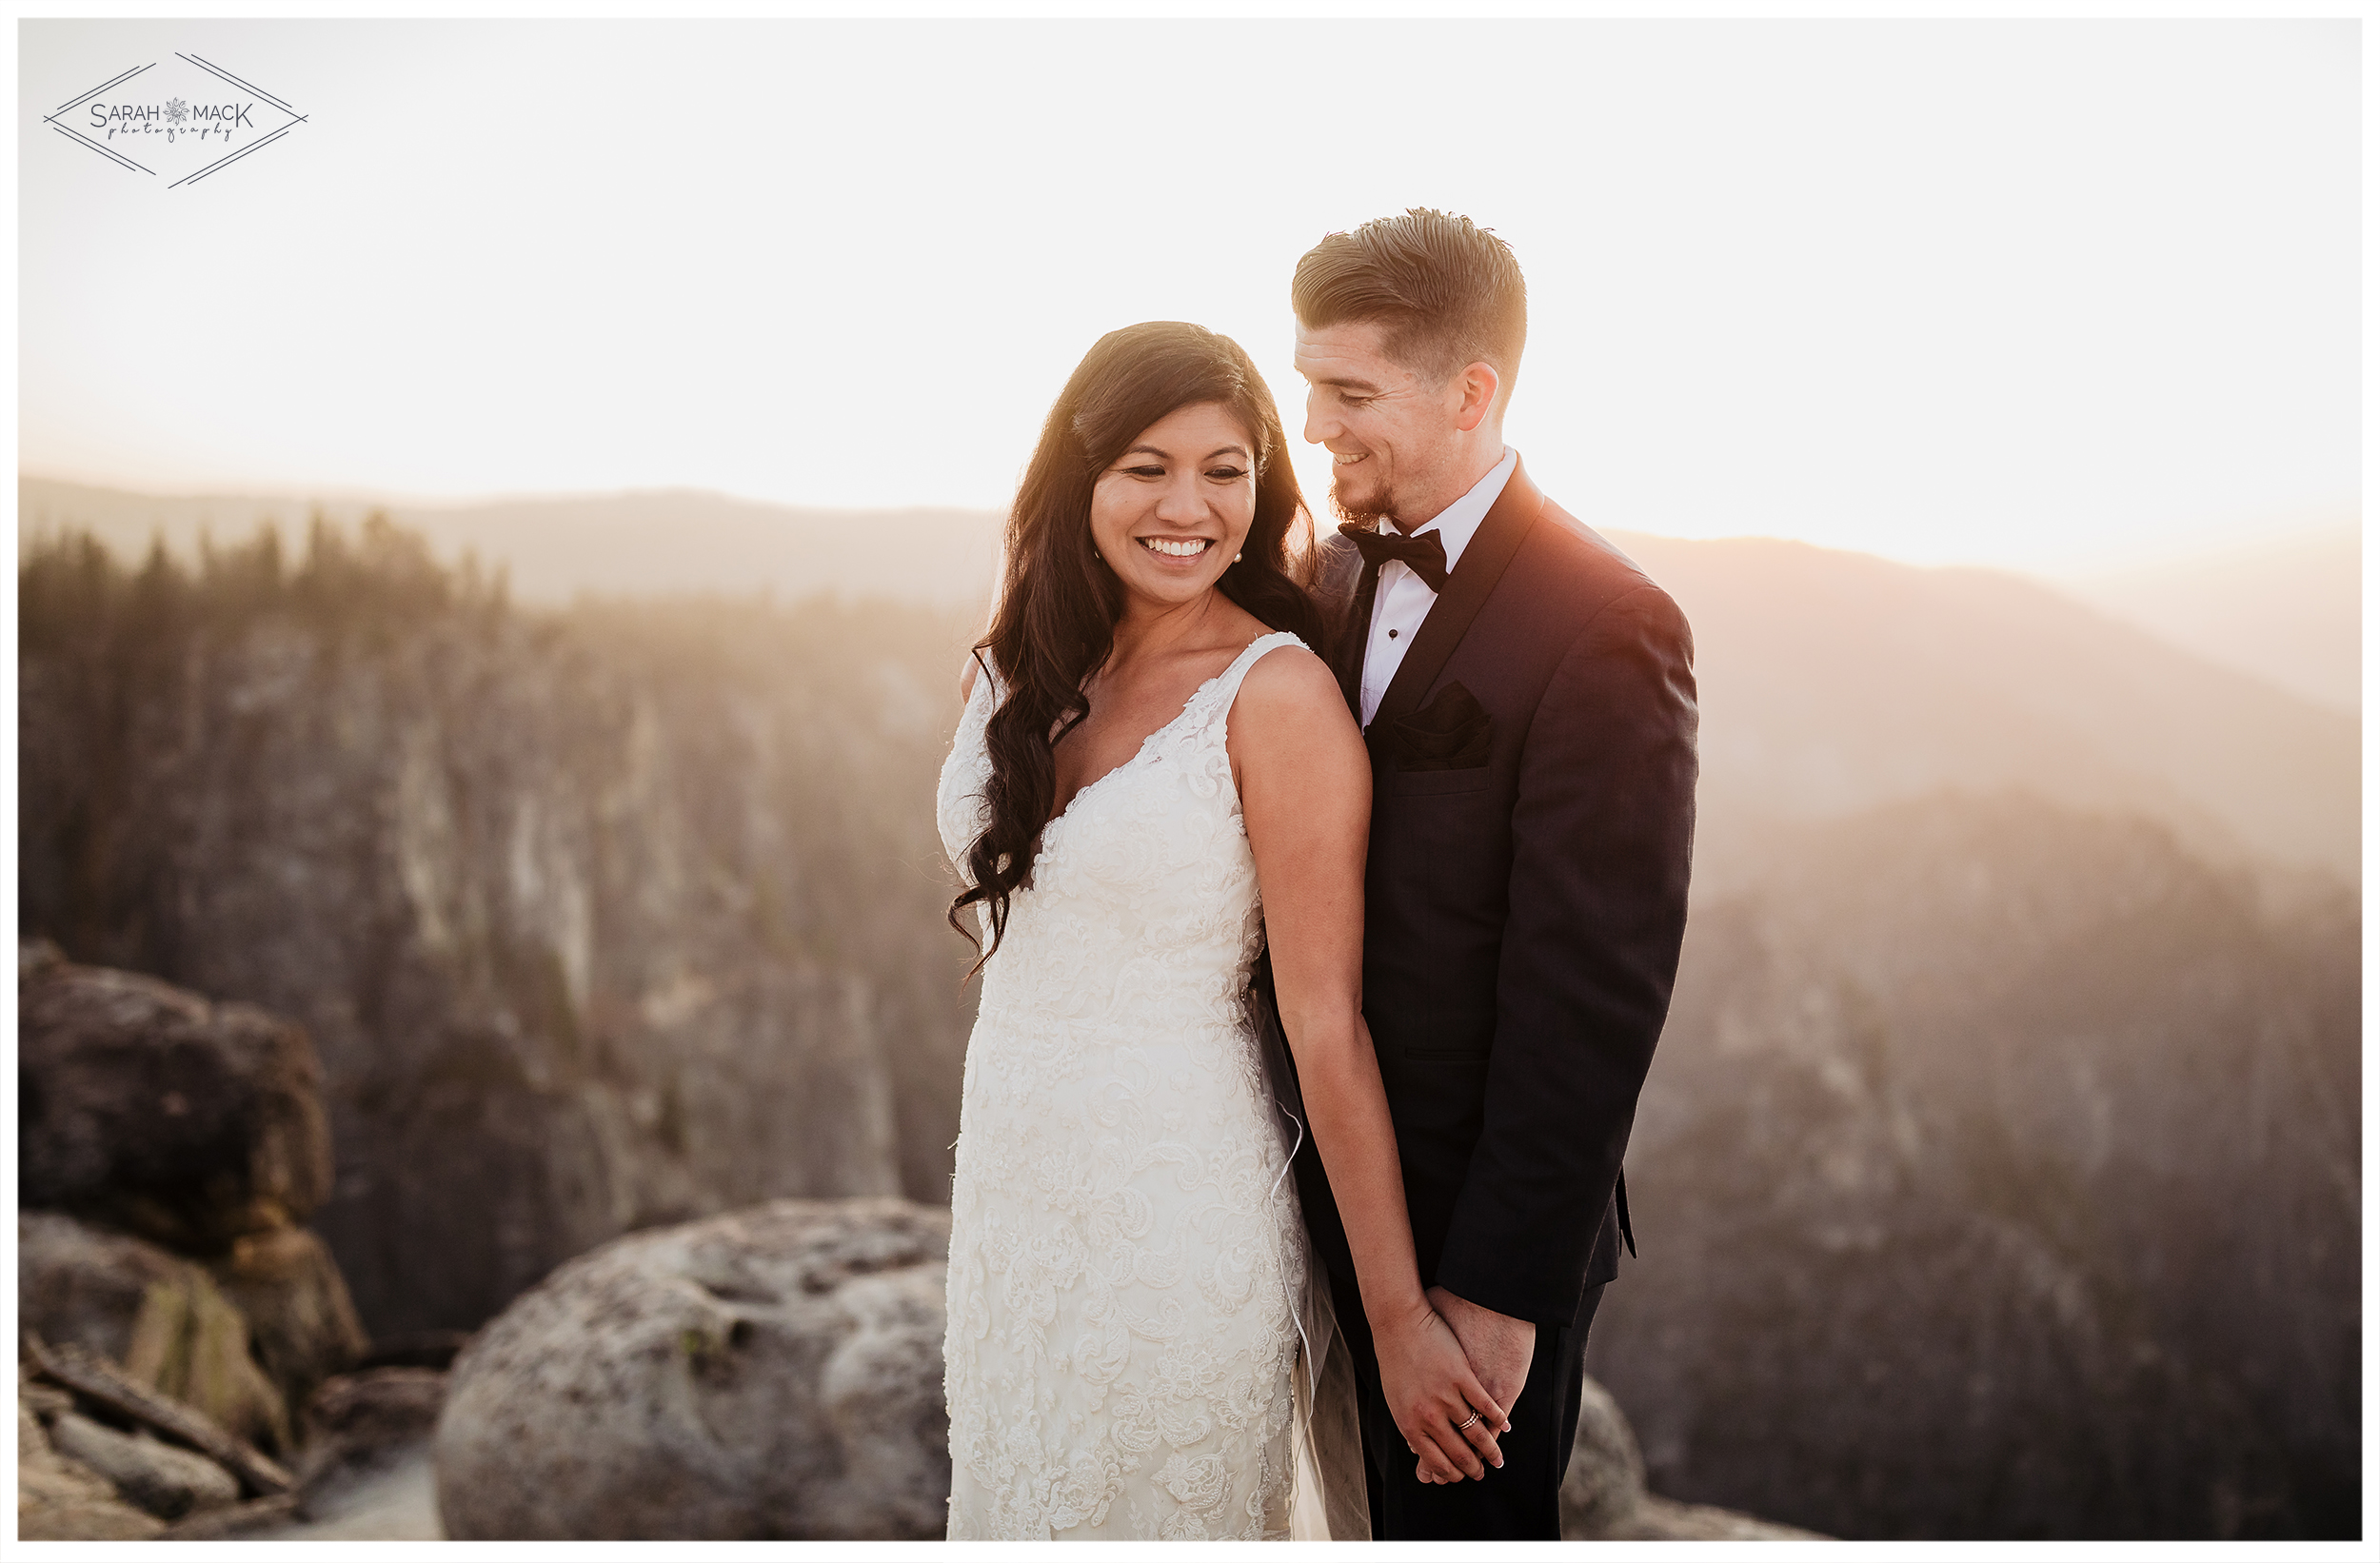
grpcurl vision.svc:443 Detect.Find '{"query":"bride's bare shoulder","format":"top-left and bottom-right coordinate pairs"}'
top-left (1229, 642), bottom-right (1365, 806)
top-left (1238, 640), bottom-right (1336, 700)
top-left (1231, 643), bottom-right (1359, 742)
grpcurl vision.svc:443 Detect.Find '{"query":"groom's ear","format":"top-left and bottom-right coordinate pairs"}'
top-left (1451, 360), bottom-right (1501, 432)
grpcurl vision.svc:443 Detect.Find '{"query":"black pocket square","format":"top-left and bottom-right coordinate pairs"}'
top-left (1389, 682), bottom-right (1493, 770)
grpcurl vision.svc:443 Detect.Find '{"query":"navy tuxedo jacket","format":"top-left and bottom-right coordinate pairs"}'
top-left (1279, 458), bottom-right (1698, 1330)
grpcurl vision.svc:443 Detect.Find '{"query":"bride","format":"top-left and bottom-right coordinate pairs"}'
top-left (936, 321), bottom-right (1504, 1540)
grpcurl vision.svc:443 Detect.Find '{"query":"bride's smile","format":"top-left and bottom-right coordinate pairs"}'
top-left (1089, 400), bottom-right (1257, 604)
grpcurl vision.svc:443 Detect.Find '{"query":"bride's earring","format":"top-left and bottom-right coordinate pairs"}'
top-left (1235, 551), bottom-right (1243, 563)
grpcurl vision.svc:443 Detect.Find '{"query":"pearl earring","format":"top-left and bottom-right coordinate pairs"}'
top-left (1235, 551), bottom-right (1243, 563)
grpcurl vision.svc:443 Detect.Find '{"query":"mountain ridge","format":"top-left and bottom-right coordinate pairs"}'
top-left (19, 476), bottom-right (2354, 883)
top-left (2057, 524), bottom-right (2359, 712)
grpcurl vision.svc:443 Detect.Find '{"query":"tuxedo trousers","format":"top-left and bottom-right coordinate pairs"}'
top-left (1339, 1282), bottom-right (1603, 1540)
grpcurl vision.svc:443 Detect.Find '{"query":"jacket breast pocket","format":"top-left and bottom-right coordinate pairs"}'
top-left (1384, 682), bottom-right (1493, 773)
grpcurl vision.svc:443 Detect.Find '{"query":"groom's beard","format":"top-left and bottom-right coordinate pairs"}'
top-left (1328, 482), bottom-right (1398, 533)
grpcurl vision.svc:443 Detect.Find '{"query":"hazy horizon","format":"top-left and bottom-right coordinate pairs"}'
top-left (14, 462), bottom-right (2359, 577)
top-left (20, 466), bottom-right (2360, 718)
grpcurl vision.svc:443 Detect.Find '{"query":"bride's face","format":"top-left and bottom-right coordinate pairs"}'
top-left (1087, 402), bottom-right (1259, 610)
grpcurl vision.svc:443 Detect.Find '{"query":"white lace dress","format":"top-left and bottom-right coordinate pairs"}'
top-left (935, 632), bottom-right (1314, 1541)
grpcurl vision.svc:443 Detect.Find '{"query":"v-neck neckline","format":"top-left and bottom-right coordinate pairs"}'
top-left (1047, 634), bottom-right (1273, 826)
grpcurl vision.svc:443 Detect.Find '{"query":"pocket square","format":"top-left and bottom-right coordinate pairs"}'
top-left (1389, 681), bottom-right (1493, 770)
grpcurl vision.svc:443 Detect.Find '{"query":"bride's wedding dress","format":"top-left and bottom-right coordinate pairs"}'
top-left (935, 631), bottom-right (1329, 1541)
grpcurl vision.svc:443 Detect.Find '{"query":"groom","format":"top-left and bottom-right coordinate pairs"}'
top-left (1279, 209), bottom-right (1698, 1540)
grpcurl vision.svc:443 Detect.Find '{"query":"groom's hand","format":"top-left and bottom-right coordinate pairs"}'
top-left (1427, 1285), bottom-right (1534, 1432)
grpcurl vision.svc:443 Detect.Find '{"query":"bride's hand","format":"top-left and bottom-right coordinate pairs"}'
top-left (1372, 1300), bottom-right (1508, 1484)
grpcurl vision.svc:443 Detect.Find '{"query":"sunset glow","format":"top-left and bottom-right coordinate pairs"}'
top-left (19, 18), bottom-right (2356, 576)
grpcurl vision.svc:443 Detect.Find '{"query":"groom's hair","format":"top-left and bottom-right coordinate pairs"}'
top-left (1292, 208), bottom-right (1527, 412)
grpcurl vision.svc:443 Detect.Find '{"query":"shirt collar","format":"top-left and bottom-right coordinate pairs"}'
top-left (1400, 446), bottom-right (1517, 576)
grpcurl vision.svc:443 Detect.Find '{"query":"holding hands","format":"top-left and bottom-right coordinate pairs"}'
top-left (1372, 1296), bottom-right (1511, 1484)
top-left (1423, 1286), bottom-right (1537, 1482)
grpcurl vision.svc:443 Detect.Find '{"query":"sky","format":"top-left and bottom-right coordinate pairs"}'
top-left (16, 16), bottom-right (2361, 576)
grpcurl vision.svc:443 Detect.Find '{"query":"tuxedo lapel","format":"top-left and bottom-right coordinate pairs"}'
top-left (1369, 460), bottom-right (1547, 734)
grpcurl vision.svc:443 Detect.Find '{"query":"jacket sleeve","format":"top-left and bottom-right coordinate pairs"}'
top-left (1431, 583), bottom-right (1698, 1326)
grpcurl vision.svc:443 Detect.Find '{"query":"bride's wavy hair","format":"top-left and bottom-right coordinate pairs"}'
top-left (950, 321), bottom-right (1321, 971)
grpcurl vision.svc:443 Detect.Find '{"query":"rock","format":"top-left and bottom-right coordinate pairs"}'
top-left (206, 1225), bottom-right (369, 1420)
top-left (46, 1411), bottom-right (241, 1519)
top-left (19, 1371), bottom-right (72, 1426)
top-left (276, 1369), bottom-right (449, 1539)
top-left (24, 1331), bottom-right (295, 1497)
top-left (18, 1210), bottom-right (191, 1366)
top-left (159, 1491), bottom-right (306, 1538)
top-left (18, 953), bottom-right (333, 1252)
top-left (433, 1197), bottom-right (950, 1540)
top-left (1619, 1494), bottom-right (1830, 1540)
top-left (307, 1367), bottom-right (447, 1453)
top-left (16, 1396), bottom-right (165, 1539)
top-left (299, 1368), bottom-right (446, 1495)
top-left (21, 935), bottom-right (63, 983)
top-left (18, 1211), bottom-right (290, 1452)
top-left (1561, 1373), bottom-right (1823, 1541)
top-left (119, 1273), bottom-right (295, 1455)
top-left (355, 1331), bottom-right (472, 1372)
top-left (1559, 1374), bottom-right (1648, 1535)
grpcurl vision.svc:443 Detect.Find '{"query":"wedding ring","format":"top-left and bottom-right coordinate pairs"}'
top-left (1456, 1411), bottom-right (1480, 1431)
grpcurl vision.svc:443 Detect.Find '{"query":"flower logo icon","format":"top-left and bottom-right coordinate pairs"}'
top-left (164, 97), bottom-right (188, 125)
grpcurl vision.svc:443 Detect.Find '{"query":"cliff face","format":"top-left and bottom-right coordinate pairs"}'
top-left (20, 524), bottom-right (981, 1336)
top-left (1589, 795), bottom-right (2360, 1539)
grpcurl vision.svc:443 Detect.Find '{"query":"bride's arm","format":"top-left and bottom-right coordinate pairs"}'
top-left (1231, 646), bottom-right (1507, 1486)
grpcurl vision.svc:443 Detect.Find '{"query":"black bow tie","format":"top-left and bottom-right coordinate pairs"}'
top-left (1340, 523), bottom-right (1449, 592)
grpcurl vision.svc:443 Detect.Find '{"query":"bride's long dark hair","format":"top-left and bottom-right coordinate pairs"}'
top-left (950, 321), bottom-right (1321, 970)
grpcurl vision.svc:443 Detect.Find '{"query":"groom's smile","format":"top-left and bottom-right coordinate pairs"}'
top-left (1293, 318), bottom-right (1471, 531)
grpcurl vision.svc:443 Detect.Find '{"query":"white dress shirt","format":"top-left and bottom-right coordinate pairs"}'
top-left (1359, 446), bottom-right (1517, 727)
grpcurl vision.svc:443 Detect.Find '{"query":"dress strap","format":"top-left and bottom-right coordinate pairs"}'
top-left (1205, 630), bottom-right (1307, 714)
top-left (1177, 630), bottom-right (1308, 746)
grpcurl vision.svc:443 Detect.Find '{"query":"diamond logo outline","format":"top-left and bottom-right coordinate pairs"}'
top-left (41, 52), bottom-right (307, 188)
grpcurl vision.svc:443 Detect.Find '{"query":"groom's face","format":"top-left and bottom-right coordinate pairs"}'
top-left (1293, 318), bottom-right (1464, 529)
